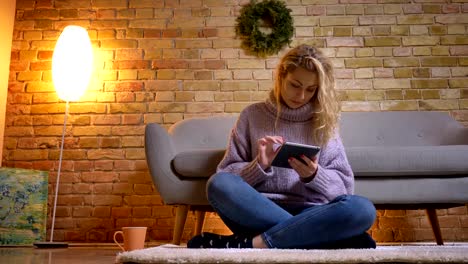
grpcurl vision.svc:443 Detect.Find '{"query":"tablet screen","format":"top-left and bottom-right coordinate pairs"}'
top-left (271, 142), bottom-right (320, 169)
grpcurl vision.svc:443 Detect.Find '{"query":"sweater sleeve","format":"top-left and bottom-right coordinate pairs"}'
top-left (304, 133), bottom-right (354, 201)
top-left (216, 111), bottom-right (273, 187)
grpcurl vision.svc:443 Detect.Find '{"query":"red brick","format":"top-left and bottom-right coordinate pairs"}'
top-left (124, 195), bottom-right (162, 206)
top-left (115, 50), bottom-right (144, 60)
top-left (93, 206), bottom-right (111, 217)
top-left (92, 115), bottom-right (121, 125)
top-left (91, 195), bottom-right (122, 206)
top-left (8, 82), bottom-right (25, 92)
top-left (112, 207), bottom-right (132, 218)
top-left (81, 172), bottom-right (117, 182)
top-left (97, 9), bottom-right (116, 19)
top-left (378, 217), bottom-right (417, 229)
top-left (73, 207), bottom-right (92, 217)
top-left (115, 218), bottom-right (132, 228)
top-left (59, 183), bottom-right (73, 194)
top-left (132, 218), bottom-right (155, 227)
top-left (119, 171), bottom-right (153, 184)
top-left (116, 93), bottom-right (136, 102)
top-left (384, 210), bottom-right (407, 217)
top-left (55, 207), bottom-right (71, 217)
top-left (114, 160), bottom-right (135, 170)
top-left (88, 230), bottom-right (107, 242)
top-left (32, 160), bottom-right (55, 170)
top-left (79, 138), bottom-right (100, 148)
top-left (72, 183), bottom-right (93, 194)
top-left (37, 50), bottom-right (53, 60)
top-left (152, 59), bottom-right (188, 69)
top-left (414, 228), bottom-right (435, 241)
top-left (9, 61), bottom-right (29, 71)
top-left (135, 160), bottom-right (148, 171)
top-left (162, 29), bottom-right (180, 38)
top-left (461, 216), bottom-right (468, 228)
top-left (30, 61), bottom-right (51, 71)
top-left (112, 183), bottom-right (133, 194)
top-left (144, 29), bottom-right (162, 38)
top-left (101, 137), bottom-right (121, 148)
top-left (95, 160), bottom-right (114, 170)
top-left (10, 51), bottom-right (19, 61)
top-left (371, 228), bottom-right (394, 242)
top-left (93, 183), bottom-right (113, 194)
top-left (134, 184), bottom-right (153, 195)
top-left (448, 206), bottom-right (467, 215)
top-left (55, 218), bottom-right (74, 229)
top-left (437, 215), bottom-right (461, 228)
top-left (132, 207), bottom-right (152, 218)
top-left (74, 161), bottom-right (94, 171)
top-left (152, 206), bottom-right (174, 218)
top-left (106, 81), bottom-right (144, 92)
top-left (122, 114), bottom-right (142, 125)
top-left (57, 195), bottom-right (85, 206)
top-left (87, 149), bottom-right (125, 160)
top-left (200, 28), bottom-right (217, 38)
top-left (149, 228), bottom-right (172, 241)
top-left (111, 60), bottom-right (149, 70)
top-left (204, 60), bottom-right (225, 69)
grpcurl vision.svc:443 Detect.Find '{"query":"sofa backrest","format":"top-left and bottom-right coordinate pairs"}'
top-left (168, 111), bottom-right (466, 151)
top-left (169, 115), bottom-right (238, 152)
top-left (340, 111), bottom-right (466, 147)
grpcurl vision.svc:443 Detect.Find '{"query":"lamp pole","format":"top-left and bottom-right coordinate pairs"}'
top-left (49, 101), bottom-right (69, 242)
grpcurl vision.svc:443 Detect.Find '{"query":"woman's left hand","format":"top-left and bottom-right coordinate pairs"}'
top-left (288, 155), bottom-right (318, 182)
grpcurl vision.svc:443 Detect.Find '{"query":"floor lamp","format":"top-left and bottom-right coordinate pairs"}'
top-left (34, 25), bottom-right (93, 248)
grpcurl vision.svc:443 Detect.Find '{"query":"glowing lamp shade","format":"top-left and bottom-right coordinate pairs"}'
top-left (52, 26), bottom-right (93, 102)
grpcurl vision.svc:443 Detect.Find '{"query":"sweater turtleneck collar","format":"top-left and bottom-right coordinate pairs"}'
top-left (265, 90), bottom-right (315, 123)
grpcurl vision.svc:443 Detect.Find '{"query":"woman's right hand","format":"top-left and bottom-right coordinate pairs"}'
top-left (257, 136), bottom-right (284, 170)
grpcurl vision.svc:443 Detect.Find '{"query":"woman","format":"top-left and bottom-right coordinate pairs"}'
top-left (187, 44), bottom-right (376, 249)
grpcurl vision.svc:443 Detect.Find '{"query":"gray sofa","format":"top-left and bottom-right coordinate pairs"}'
top-left (144, 111), bottom-right (468, 245)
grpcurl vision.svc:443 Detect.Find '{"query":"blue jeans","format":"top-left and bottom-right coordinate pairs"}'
top-left (206, 172), bottom-right (376, 249)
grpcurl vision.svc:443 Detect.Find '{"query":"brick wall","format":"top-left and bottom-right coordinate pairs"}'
top-left (4, 0), bottom-right (468, 243)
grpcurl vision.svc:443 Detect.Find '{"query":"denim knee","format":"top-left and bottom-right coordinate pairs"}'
top-left (206, 172), bottom-right (236, 203)
top-left (343, 195), bottom-right (376, 231)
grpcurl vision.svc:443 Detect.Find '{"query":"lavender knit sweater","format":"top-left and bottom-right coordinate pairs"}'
top-left (216, 93), bottom-right (354, 206)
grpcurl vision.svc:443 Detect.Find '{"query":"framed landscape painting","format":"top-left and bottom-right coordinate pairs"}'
top-left (0, 167), bottom-right (48, 245)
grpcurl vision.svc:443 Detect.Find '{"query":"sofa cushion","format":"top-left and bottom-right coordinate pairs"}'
top-left (174, 145), bottom-right (468, 178)
top-left (347, 145), bottom-right (468, 177)
top-left (173, 149), bottom-right (226, 178)
top-left (355, 177), bottom-right (468, 204)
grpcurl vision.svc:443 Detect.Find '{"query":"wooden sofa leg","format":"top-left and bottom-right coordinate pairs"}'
top-left (173, 205), bottom-right (189, 245)
top-left (194, 211), bottom-right (206, 236)
top-left (426, 209), bottom-right (444, 245)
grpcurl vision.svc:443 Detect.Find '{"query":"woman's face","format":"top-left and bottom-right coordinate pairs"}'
top-left (280, 66), bottom-right (318, 109)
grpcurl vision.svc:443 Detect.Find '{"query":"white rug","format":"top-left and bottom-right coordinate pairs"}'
top-left (116, 244), bottom-right (468, 263)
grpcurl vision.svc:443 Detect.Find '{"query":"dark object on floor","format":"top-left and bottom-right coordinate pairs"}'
top-left (34, 241), bottom-right (69, 248)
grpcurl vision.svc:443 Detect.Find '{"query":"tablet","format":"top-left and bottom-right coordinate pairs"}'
top-left (271, 142), bottom-right (321, 169)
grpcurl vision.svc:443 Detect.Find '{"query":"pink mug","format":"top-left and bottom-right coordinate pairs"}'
top-left (113, 227), bottom-right (147, 251)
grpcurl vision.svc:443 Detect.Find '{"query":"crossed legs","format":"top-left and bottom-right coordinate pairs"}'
top-left (188, 172), bottom-right (376, 249)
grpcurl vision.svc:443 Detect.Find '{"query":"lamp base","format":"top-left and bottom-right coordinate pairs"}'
top-left (34, 241), bottom-right (69, 248)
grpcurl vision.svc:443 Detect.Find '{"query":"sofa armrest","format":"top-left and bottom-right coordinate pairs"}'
top-left (144, 123), bottom-right (211, 205)
top-left (145, 123), bottom-right (178, 201)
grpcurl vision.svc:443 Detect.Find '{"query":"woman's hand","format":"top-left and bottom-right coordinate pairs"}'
top-left (257, 136), bottom-right (284, 170)
top-left (289, 155), bottom-right (318, 182)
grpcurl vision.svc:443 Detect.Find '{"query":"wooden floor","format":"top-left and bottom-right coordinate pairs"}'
top-left (2, 242), bottom-right (466, 263)
top-left (0, 242), bottom-right (167, 264)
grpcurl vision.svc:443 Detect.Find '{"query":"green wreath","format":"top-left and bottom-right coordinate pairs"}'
top-left (235, 0), bottom-right (294, 57)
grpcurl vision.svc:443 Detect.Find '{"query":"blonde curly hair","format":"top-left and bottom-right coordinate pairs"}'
top-left (274, 44), bottom-right (340, 147)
